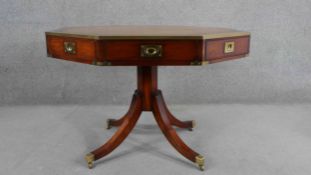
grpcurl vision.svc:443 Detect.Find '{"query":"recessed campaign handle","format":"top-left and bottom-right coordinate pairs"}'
top-left (140, 45), bottom-right (162, 57)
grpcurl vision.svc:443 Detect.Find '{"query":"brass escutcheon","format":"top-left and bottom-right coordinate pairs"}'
top-left (224, 41), bottom-right (235, 53)
top-left (141, 45), bottom-right (162, 57)
top-left (64, 41), bottom-right (76, 54)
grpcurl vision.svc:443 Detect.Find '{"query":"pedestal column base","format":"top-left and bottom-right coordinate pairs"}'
top-left (85, 66), bottom-right (205, 171)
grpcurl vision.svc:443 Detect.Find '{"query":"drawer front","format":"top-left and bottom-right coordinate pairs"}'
top-left (46, 35), bottom-right (250, 66)
top-left (46, 36), bottom-right (96, 64)
top-left (205, 36), bottom-right (250, 63)
top-left (103, 40), bottom-right (202, 65)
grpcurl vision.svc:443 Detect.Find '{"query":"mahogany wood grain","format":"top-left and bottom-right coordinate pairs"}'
top-left (46, 26), bottom-right (250, 66)
top-left (104, 40), bottom-right (202, 61)
top-left (46, 35), bottom-right (96, 64)
top-left (46, 26), bottom-right (251, 170)
top-left (152, 90), bottom-right (200, 163)
top-left (108, 67), bottom-right (193, 129)
top-left (90, 67), bottom-right (203, 169)
top-left (107, 90), bottom-right (139, 128)
top-left (208, 54), bottom-right (249, 64)
top-left (205, 36), bottom-right (250, 61)
top-left (91, 90), bottom-right (143, 160)
top-left (107, 118), bottom-right (124, 128)
top-left (161, 93), bottom-right (194, 129)
top-left (46, 36), bottom-right (250, 66)
top-left (137, 66), bottom-right (157, 111)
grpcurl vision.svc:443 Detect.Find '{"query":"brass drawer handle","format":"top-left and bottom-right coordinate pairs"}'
top-left (141, 45), bottom-right (162, 57)
top-left (224, 41), bottom-right (235, 53)
top-left (64, 42), bottom-right (76, 54)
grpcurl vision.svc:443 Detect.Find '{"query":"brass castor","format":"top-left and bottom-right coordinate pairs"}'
top-left (188, 120), bottom-right (196, 131)
top-left (85, 153), bottom-right (95, 169)
top-left (195, 155), bottom-right (205, 171)
top-left (106, 119), bottom-right (113, 130)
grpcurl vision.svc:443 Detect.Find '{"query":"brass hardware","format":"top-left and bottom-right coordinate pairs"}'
top-left (195, 155), bottom-right (205, 171)
top-left (92, 61), bottom-right (112, 66)
top-left (141, 45), bottom-right (162, 57)
top-left (188, 120), bottom-right (196, 131)
top-left (106, 119), bottom-right (112, 130)
top-left (190, 60), bottom-right (201, 65)
top-left (192, 120), bottom-right (196, 128)
top-left (224, 41), bottom-right (235, 53)
top-left (85, 153), bottom-right (95, 169)
top-left (64, 42), bottom-right (76, 54)
top-left (190, 60), bottom-right (209, 66)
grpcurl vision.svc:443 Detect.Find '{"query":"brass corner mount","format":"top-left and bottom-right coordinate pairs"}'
top-left (190, 60), bottom-right (209, 66)
top-left (93, 61), bottom-right (112, 66)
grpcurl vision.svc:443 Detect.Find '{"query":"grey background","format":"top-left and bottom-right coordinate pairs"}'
top-left (1, 0), bottom-right (311, 105)
top-left (1, 1), bottom-right (311, 175)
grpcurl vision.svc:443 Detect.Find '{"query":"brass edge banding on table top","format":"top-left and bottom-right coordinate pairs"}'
top-left (190, 60), bottom-right (209, 65)
top-left (85, 153), bottom-right (95, 169)
top-left (45, 32), bottom-right (250, 40)
top-left (195, 155), bottom-right (205, 171)
top-left (203, 32), bottom-right (250, 40)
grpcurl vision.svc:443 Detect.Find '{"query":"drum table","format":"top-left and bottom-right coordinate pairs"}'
top-left (45, 26), bottom-right (250, 171)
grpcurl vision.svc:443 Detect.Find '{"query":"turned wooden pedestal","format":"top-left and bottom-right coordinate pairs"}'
top-left (85, 66), bottom-right (204, 170)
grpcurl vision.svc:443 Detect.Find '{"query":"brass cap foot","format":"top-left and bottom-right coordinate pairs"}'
top-left (85, 153), bottom-right (95, 169)
top-left (192, 120), bottom-right (196, 128)
top-left (106, 119), bottom-right (112, 130)
top-left (195, 155), bottom-right (205, 171)
top-left (188, 120), bottom-right (196, 131)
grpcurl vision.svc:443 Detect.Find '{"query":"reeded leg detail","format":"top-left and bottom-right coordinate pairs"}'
top-left (86, 91), bottom-right (143, 168)
top-left (158, 92), bottom-right (195, 130)
top-left (152, 90), bottom-right (205, 170)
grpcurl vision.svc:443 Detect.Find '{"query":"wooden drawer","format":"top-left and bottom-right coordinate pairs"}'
top-left (46, 26), bottom-right (250, 66)
top-left (46, 36), bottom-right (97, 64)
top-left (101, 40), bottom-right (202, 66)
top-left (205, 36), bottom-right (250, 63)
